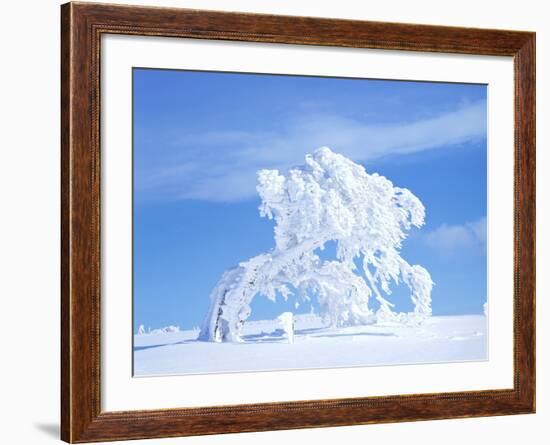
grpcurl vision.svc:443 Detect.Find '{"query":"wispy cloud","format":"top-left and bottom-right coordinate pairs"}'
top-left (424, 217), bottom-right (487, 254)
top-left (135, 100), bottom-right (486, 202)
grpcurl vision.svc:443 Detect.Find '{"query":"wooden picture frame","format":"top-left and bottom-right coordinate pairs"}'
top-left (61, 2), bottom-right (535, 442)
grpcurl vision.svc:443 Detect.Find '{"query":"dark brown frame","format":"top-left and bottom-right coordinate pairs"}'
top-left (61, 1), bottom-right (536, 442)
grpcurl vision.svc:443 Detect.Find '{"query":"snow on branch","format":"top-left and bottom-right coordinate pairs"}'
top-left (199, 147), bottom-right (433, 342)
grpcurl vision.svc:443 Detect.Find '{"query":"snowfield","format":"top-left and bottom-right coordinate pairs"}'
top-left (134, 314), bottom-right (487, 376)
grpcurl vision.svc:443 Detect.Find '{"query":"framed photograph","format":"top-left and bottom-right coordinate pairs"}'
top-left (61, 2), bottom-right (535, 442)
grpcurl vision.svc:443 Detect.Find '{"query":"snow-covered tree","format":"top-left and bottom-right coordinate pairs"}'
top-left (199, 147), bottom-right (433, 342)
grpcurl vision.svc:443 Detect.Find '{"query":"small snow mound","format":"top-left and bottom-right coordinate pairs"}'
top-left (277, 312), bottom-right (295, 344)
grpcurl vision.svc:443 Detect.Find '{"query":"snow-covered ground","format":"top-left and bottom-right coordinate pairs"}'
top-left (134, 314), bottom-right (487, 377)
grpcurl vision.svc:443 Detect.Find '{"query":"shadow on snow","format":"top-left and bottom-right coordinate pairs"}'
top-left (134, 328), bottom-right (396, 351)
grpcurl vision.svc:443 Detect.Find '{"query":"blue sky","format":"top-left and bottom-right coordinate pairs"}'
top-left (133, 68), bottom-right (487, 331)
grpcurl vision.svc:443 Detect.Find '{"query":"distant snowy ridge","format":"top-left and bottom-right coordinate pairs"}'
top-left (199, 147), bottom-right (433, 343)
top-left (136, 324), bottom-right (182, 336)
top-left (245, 312), bottom-right (319, 328)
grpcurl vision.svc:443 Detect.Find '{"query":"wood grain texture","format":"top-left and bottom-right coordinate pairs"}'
top-left (60, 2), bottom-right (536, 442)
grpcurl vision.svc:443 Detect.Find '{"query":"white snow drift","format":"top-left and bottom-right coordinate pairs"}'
top-left (199, 148), bottom-right (434, 343)
top-left (134, 314), bottom-right (487, 376)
